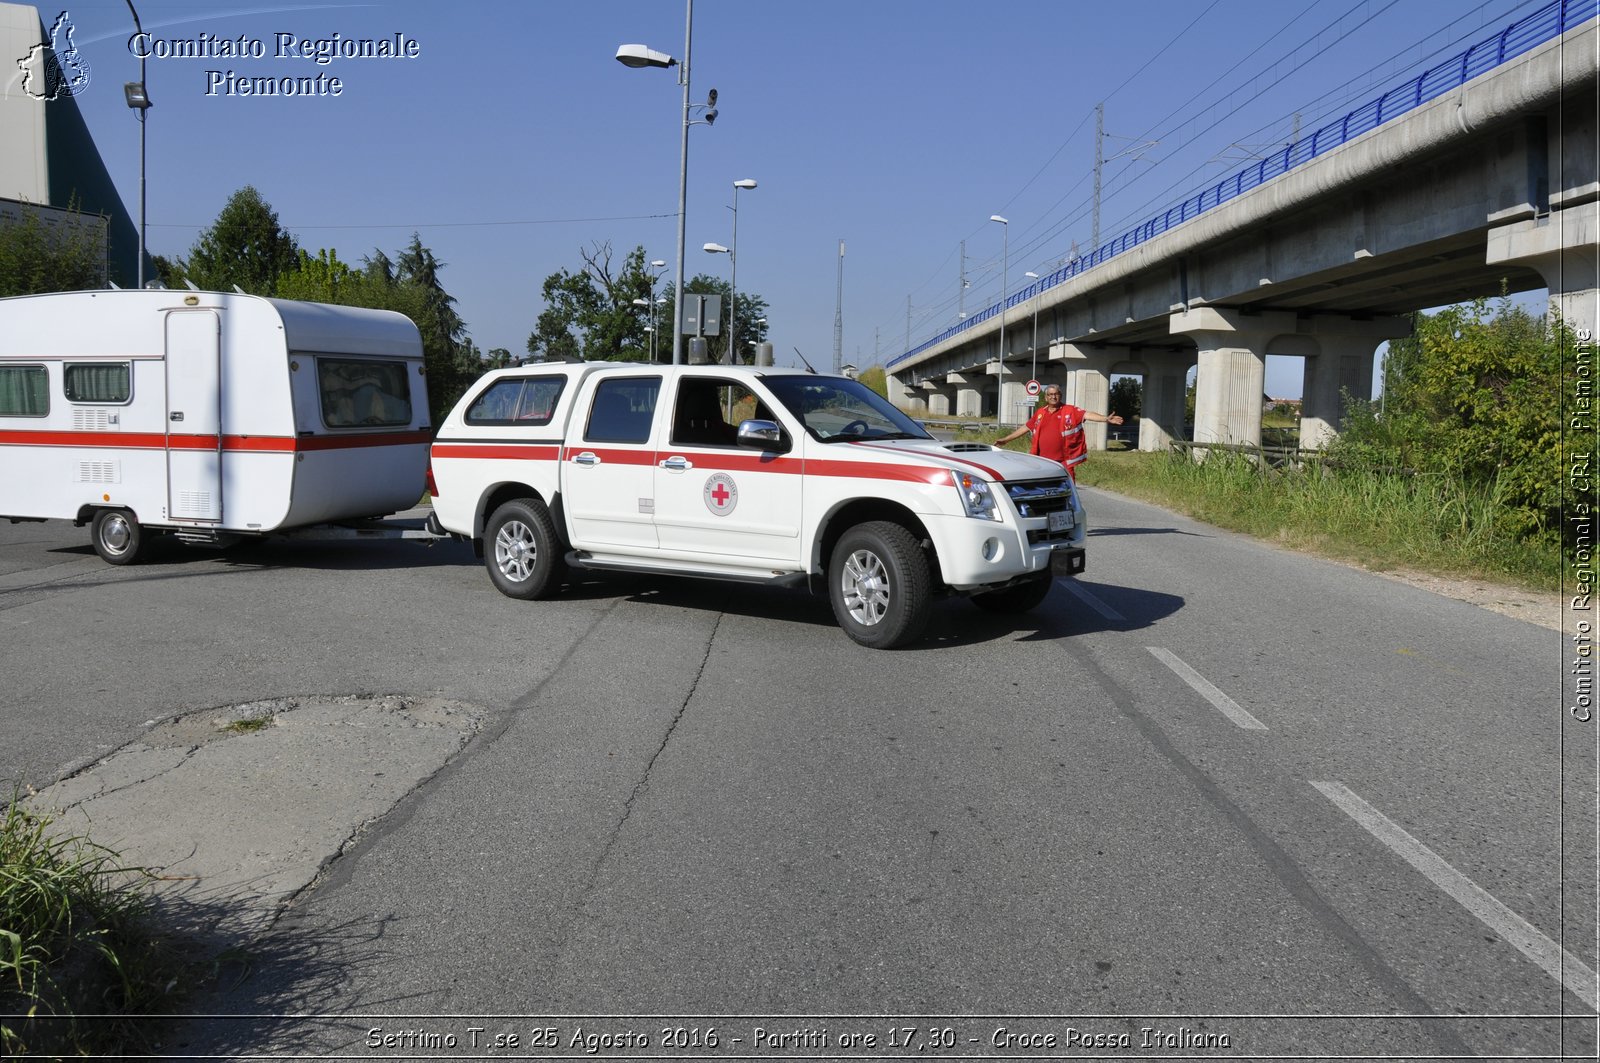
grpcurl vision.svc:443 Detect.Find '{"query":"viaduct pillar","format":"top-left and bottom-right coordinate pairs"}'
top-left (1055, 344), bottom-right (1115, 451)
top-left (1487, 197), bottom-right (1600, 341)
top-left (1170, 307), bottom-right (1269, 451)
top-left (1299, 316), bottom-right (1411, 449)
top-left (946, 371), bottom-right (984, 419)
top-left (921, 380), bottom-right (953, 418)
top-left (1136, 350), bottom-right (1196, 452)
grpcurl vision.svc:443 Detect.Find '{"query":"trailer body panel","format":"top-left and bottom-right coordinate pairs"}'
top-left (0, 290), bottom-right (429, 542)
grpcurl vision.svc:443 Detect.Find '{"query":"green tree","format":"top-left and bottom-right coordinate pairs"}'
top-left (1332, 298), bottom-right (1567, 545)
top-left (183, 186), bottom-right (299, 294)
top-left (528, 243), bottom-right (656, 362)
top-left (0, 203), bottom-right (105, 296)
top-left (1109, 376), bottom-right (1143, 421)
top-left (150, 253), bottom-right (185, 290)
top-left (858, 365), bottom-right (888, 398)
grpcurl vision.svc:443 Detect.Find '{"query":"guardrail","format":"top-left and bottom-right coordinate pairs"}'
top-left (1168, 438), bottom-right (1315, 468)
top-left (889, 0), bottom-right (1598, 371)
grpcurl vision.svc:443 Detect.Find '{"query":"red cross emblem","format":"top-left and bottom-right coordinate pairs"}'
top-left (702, 472), bottom-right (739, 516)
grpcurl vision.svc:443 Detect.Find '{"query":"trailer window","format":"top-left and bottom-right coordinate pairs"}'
top-left (64, 363), bottom-right (131, 404)
top-left (0, 365), bottom-right (49, 417)
top-left (317, 359), bottom-right (412, 428)
top-left (465, 375), bottom-right (566, 427)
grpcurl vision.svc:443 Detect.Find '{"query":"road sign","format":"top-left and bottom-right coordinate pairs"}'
top-left (1026, 379), bottom-right (1041, 396)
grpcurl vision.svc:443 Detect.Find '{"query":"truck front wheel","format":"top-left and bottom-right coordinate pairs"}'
top-left (828, 521), bottom-right (932, 649)
top-left (484, 498), bottom-right (564, 600)
top-left (91, 508), bottom-right (149, 566)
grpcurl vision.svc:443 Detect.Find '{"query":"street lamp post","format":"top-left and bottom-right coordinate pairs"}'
top-left (123, 1), bottom-right (150, 289)
top-left (1024, 270), bottom-right (1040, 388)
top-left (990, 215), bottom-right (1008, 424)
top-left (636, 258), bottom-right (666, 361)
top-left (729, 179), bottom-right (755, 364)
top-left (703, 178), bottom-right (755, 365)
top-left (617, 0), bottom-right (715, 365)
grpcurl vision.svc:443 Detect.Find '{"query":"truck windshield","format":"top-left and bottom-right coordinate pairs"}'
top-left (762, 376), bottom-right (932, 443)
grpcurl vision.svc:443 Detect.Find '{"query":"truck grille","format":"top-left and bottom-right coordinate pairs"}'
top-left (1004, 478), bottom-right (1073, 517)
top-left (1006, 477), bottom-right (1078, 545)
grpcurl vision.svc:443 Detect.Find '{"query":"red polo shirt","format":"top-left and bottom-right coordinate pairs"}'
top-left (1027, 403), bottom-right (1088, 468)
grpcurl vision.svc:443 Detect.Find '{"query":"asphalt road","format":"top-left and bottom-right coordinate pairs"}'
top-left (0, 492), bottom-right (1593, 1060)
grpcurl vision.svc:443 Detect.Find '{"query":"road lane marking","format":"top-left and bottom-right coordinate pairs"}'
top-left (1064, 580), bottom-right (1126, 622)
top-left (1312, 780), bottom-right (1599, 1012)
top-left (1146, 646), bottom-right (1267, 730)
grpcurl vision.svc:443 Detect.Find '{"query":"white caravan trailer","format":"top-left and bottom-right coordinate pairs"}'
top-left (0, 289), bottom-right (431, 563)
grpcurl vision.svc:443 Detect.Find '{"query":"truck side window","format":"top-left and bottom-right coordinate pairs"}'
top-left (64, 363), bottom-right (131, 404)
top-left (671, 379), bottom-right (762, 447)
top-left (0, 365), bottom-right (49, 416)
top-left (585, 377), bottom-right (660, 444)
top-left (465, 376), bottom-right (566, 426)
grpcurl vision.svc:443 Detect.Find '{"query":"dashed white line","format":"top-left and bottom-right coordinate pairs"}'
top-left (1312, 780), bottom-right (1599, 1012)
top-left (1063, 580), bottom-right (1126, 622)
top-left (1146, 646), bottom-right (1267, 730)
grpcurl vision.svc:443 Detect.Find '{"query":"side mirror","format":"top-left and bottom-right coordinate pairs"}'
top-left (737, 418), bottom-right (787, 452)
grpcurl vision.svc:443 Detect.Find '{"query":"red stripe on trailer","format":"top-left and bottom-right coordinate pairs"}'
top-left (0, 428), bottom-right (427, 453)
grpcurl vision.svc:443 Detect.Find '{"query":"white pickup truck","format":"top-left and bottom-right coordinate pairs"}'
top-left (427, 363), bottom-right (1086, 649)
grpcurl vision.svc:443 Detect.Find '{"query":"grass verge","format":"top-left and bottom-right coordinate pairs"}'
top-left (954, 426), bottom-right (1559, 591)
top-left (1, 790), bottom-right (186, 1056)
top-left (1079, 448), bottom-right (1560, 590)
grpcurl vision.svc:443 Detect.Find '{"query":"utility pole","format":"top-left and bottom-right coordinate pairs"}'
top-left (959, 239), bottom-right (967, 320)
top-left (1092, 101), bottom-right (1104, 253)
top-left (833, 239), bottom-right (844, 374)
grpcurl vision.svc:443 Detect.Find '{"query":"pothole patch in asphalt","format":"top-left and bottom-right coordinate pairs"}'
top-left (29, 694), bottom-right (484, 938)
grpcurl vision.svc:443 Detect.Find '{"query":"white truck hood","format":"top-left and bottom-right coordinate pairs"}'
top-left (847, 439), bottom-right (1068, 482)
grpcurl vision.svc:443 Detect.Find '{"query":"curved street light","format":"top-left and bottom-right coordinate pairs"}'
top-left (616, 1), bottom-right (700, 363)
top-left (123, 0), bottom-right (150, 288)
top-left (702, 178), bottom-right (757, 364)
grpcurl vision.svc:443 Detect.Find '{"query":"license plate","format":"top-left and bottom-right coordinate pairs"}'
top-left (1048, 509), bottom-right (1073, 533)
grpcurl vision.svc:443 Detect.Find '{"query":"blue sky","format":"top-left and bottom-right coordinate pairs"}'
top-left (55, 0), bottom-right (1554, 395)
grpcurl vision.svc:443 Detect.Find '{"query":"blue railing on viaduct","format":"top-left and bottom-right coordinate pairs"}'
top-left (889, 0), bottom-right (1599, 371)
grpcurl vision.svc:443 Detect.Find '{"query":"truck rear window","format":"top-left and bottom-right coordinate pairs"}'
top-left (465, 376), bottom-right (565, 427)
top-left (317, 358), bottom-right (412, 428)
top-left (585, 377), bottom-right (660, 444)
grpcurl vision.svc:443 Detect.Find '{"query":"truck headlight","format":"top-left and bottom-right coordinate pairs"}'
top-left (956, 472), bottom-right (1000, 521)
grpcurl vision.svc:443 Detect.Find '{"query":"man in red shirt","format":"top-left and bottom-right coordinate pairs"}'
top-left (995, 385), bottom-right (1123, 478)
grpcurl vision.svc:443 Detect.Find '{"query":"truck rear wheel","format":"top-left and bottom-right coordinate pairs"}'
top-left (828, 521), bottom-right (932, 650)
top-left (970, 573), bottom-right (1054, 613)
top-left (484, 498), bottom-right (564, 600)
top-left (91, 508), bottom-right (149, 566)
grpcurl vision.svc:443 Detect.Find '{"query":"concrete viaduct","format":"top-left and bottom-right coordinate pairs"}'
top-left (886, 4), bottom-right (1599, 454)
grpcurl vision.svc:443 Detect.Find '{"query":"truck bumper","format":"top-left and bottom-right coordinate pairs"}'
top-left (923, 513), bottom-right (1085, 590)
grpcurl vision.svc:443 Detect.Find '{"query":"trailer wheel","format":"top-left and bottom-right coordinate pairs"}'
top-left (484, 498), bottom-right (564, 600)
top-left (91, 508), bottom-right (149, 566)
top-left (828, 521), bottom-right (932, 650)
top-left (970, 573), bottom-right (1054, 613)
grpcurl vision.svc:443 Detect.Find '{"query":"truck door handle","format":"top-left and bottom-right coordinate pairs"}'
top-left (169, 411), bottom-right (184, 422)
top-left (660, 456), bottom-right (691, 471)
top-left (572, 451), bottom-right (600, 466)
